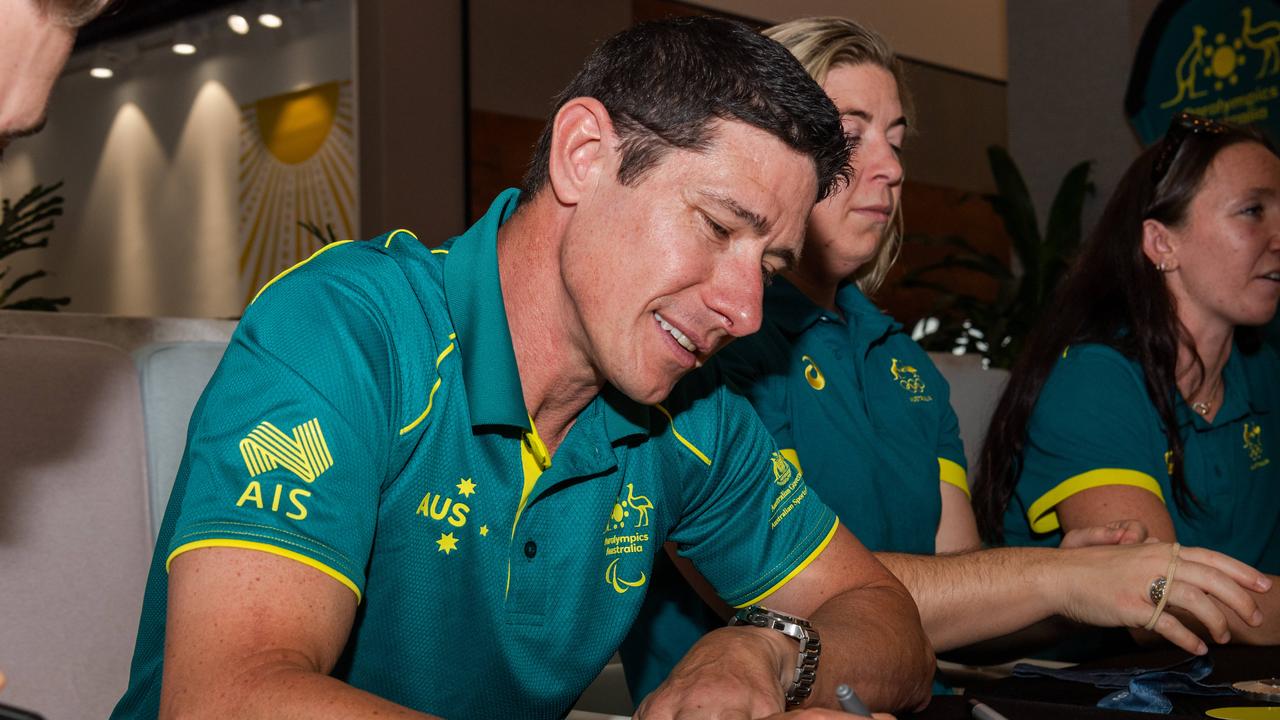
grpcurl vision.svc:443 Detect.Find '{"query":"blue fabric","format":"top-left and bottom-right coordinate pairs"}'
top-left (1011, 655), bottom-right (1236, 714)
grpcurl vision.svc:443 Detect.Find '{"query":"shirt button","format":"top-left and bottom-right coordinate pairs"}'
top-left (524, 540), bottom-right (538, 559)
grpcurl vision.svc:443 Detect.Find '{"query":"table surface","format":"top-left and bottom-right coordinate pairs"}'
top-left (908, 646), bottom-right (1280, 720)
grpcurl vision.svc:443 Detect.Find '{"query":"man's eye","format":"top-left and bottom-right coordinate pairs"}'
top-left (705, 216), bottom-right (730, 238)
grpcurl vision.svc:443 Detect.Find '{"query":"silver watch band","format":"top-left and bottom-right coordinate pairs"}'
top-left (730, 604), bottom-right (821, 708)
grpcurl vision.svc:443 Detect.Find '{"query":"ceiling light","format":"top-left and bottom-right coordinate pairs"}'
top-left (227, 14), bottom-right (250, 35)
top-left (257, 12), bottom-right (283, 28)
top-left (172, 21), bottom-right (198, 55)
top-left (89, 46), bottom-right (115, 78)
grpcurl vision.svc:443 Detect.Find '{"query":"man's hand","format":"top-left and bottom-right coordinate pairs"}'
top-left (635, 626), bottom-right (790, 719)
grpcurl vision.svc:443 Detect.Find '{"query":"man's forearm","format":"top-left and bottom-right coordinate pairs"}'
top-left (162, 665), bottom-right (439, 720)
top-left (877, 547), bottom-right (1059, 653)
top-left (809, 580), bottom-right (935, 712)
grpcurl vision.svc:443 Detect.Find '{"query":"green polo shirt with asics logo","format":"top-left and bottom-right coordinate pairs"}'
top-left (1003, 342), bottom-right (1280, 575)
top-left (110, 189), bottom-right (838, 720)
top-left (622, 278), bottom-right (966, 700)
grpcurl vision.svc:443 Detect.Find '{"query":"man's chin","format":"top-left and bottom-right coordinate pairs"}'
top-left (615, 375), bottom-right (682, 406)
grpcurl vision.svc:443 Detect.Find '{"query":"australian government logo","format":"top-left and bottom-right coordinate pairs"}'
top-left (1244, 422), bottom-right (1269, 470)
top-left (236, 417), bottom-right (332, 521)
top-left (603, 483), bottom-right (652, 594)
top-left (768, 451), bottom-right (807, 531)
top-left (890, 358), bottom-right (932, 403)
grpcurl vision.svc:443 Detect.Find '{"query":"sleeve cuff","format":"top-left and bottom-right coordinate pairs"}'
top-left (167, 538), bottom-right (363, 602)
top-left (938, 457), bottom-right (969, 499)
top-left (1026, 469), bottom-right (1165, 534)
top-left (733, 517), bottom-right (839, 608)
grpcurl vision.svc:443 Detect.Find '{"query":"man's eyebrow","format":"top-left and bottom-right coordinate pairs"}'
top-left (700, 191), bottom-right (772, 235)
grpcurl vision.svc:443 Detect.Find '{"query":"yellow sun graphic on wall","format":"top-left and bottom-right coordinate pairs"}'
top-left (1203, 32), bottom-right (1248, 90)
top-left (238, 80), bottom-right (357, 308)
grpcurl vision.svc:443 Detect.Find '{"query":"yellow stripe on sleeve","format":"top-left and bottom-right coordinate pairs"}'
top-left (938, 457), bottom-right (969, 499)
top-left (166, 539), bottom-right (362, 602)
top-left (250, 240), bottom-right (354, 305)
top-left (653, 403), bottom-right (712, 466)
top-left (1026, 468), bottom-right (1165, 534)
top-left (734, 518), bottom-right (840, 608)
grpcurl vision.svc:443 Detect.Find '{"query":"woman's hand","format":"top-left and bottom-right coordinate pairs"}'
top-left (1060, 519), bottom-right (1149, 548)
top-left (1056, 542), bottom-right (1270, 654)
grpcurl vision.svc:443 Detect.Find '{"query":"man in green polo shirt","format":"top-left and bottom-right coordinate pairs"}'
top-left (111, 17), bottom-right (933, 720)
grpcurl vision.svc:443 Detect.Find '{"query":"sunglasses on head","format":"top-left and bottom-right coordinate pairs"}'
top-left (1151, 112), bottom-right (1230, 186)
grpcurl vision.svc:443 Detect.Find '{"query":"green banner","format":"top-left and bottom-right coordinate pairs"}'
top-left (1127, 0), bottom-right (1280, 145)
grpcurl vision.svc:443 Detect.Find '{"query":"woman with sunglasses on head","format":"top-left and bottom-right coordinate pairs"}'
top-left (621, 21), bottom-right (1272, 710)
top-left (973, 113), bottom-right (1280, 648)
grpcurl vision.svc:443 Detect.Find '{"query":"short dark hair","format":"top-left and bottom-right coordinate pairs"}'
top-left (35, 0), bottom-right (111, 27)
top-left (520, 16), bottom-right (851, 204)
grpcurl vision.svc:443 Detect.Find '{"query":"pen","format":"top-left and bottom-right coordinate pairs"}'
top-left (835, 683), bottom-right (870, 716)
top-left (969, 698), bottom-right (1010, 720)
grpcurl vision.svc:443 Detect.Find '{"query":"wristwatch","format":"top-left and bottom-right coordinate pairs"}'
top-left (730, 605), bottom-right (821, 708)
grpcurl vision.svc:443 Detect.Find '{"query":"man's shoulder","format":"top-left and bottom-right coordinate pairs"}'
top-left (661, 363), bottom-right (764, 442)
top-left (249, 232), bottom-right (450, 327)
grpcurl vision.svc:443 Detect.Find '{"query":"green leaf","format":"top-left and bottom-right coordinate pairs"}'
top-left (2, 296), bottom-right (70, 311)
top-left (986, 145), bottom-right (1042, 275)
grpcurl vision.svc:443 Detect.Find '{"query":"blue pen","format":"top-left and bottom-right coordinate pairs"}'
top-left (835, 683), bottom-right (870, 716)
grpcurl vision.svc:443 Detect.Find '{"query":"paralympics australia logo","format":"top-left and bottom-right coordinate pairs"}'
top-left (603, 483), bottom-right (652, 594)
top-left (1244, 422), bottom-right (1269, 470)
top-left (890, 358), bottom-right (932, 403)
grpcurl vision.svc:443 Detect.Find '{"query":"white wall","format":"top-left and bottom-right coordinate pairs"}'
top-left (0, 0), bottom-right (354, 319)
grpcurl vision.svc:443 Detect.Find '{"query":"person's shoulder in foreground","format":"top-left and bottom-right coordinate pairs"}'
top-left (113, 15), bottom-right (933, 720)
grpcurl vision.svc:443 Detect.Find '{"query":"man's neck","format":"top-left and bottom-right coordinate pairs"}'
top-left (497, 199), bottom-right (603, 455)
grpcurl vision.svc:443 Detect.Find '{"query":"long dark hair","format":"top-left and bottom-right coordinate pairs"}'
top-left (973, 122), bottom-right (1274, 544)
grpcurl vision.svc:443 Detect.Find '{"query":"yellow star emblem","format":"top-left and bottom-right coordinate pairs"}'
top-left (436, 531), bottom-right (459, 554)
top-left (456, 477), bottom-right (476, 497)
top-left (479, 525), bottom-right (489, 536)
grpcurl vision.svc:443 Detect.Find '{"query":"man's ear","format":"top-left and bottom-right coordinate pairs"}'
top-left (1141, 218), bottom-right (1179, 271)
top-left (547, 97), bottom-right (615, 206)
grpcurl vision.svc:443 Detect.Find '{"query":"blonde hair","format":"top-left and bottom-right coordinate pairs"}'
top-left (764, 16), bottom-right (912, 295)
top-left (35, 0), bottom-right (111, 27)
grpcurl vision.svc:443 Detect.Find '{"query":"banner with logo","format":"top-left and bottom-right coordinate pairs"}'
top-left (238, 80), bottom-right (357, 307)
top-left (1127, 0), bottom-right (1280, 145)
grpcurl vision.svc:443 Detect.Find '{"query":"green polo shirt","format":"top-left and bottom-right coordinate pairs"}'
top-left (622, 278), bottom-right (966, 700)
top-left (111, 189), bottom-right (838, 720)
top-left (1003, 342), bottom-right (1280, 575)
